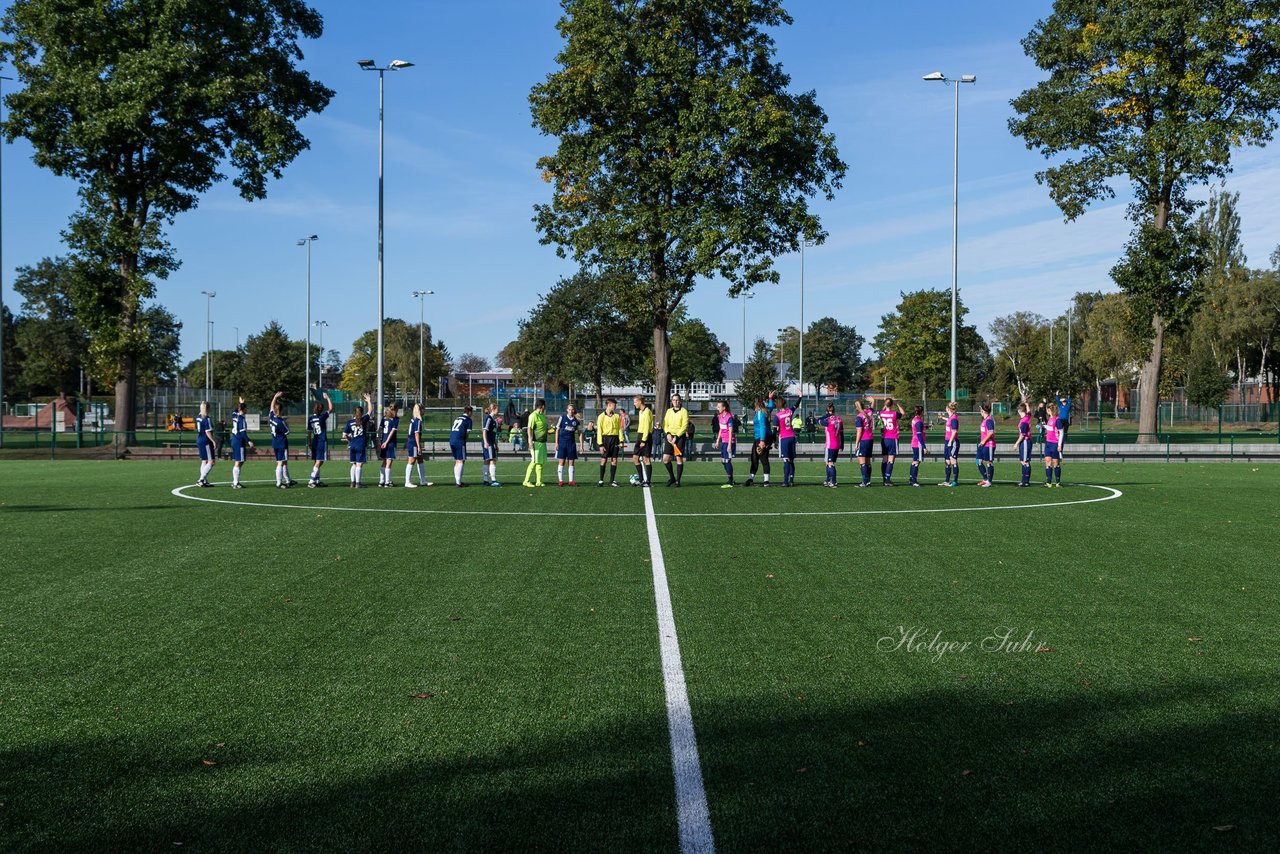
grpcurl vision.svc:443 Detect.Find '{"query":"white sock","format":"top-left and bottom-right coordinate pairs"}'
top-left (232, 465), bottom-right (241, 486)
top-left (199, 462), bottom-right (210, 481)
top-left (350, 466), bottom-right (357, 483)
top-left (417, 461), bottom-right (426, 484)
top-left (311, 464), bottom-right (320, 482)
top-left (276, 465), bottom-right (283, 486)
top-left (454, 462), bottom-right (463, 485)
top-left (568, 464), bottom-right (575, 482)
top-left (557, 464), bottom-right (564, 482)
top-left (764, 473), bottom-right (770, 482)
top-left (488, 462), bottom-right (496, 482)
top-left (405, 462), bottom-right (413, 485)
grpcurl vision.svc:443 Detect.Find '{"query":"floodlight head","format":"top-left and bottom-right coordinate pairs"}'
top-left (960, 74), bottom-right (977, 83)
top-left (309, 234), bottom-right (319, 240)
top-left (356, 59), bottom-right (375, 69)
top-left (296, 239), bottom-right (306, 246)
top-left (388, 59), bottom-right (414, 70)
top-left (923, 71), bottom-right (945, 81)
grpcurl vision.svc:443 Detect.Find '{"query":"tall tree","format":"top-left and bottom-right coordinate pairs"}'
top-left (135, 305), bottom-right (183, 386)
top-left (989, 312), bottom-right (1048, 402)
top-left (1078, 292), bottom-right (1140, 415)
top-left (340, 321), bottom-right (448, 401)
top-left (181, 349), bottom-right (244, 393)
top-left (1, 0), bottom-right (333, 439)
top-left (240, 322), bottom-right (302, 408)
top-left (529, 0), bottom-right (845, 417)
top-left (874, 290), bottom-right (985, 403)
top-left (10, 258), bottom-right (88, 396)
top-left (663, 316), bottom-right (726, 387)
top-left (457, 353), bottom-right (492, 373)
top-left (774, 316), bottom-right (864, 393)
top-left (1009, 0), bottom-right (1280, 442)
top-left (736, 337), bottom-right (779, 409)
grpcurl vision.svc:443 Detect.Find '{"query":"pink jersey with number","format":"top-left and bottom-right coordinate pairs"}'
top-left (824, 415), bottom-right (843, 450)
top-left (910, 415), bottom-right (925, 448)
top-left (1044, 418), bottom-right (1060, 444)
top-left (717, 411), bottom-right (734, 442)
top-left (945, 415), bottom-right (959, 443)
top-left (776, 407), bottom-right (795, 440)
top-left (879, 409), bottom-right (900, 440)
top-left (857, 410), bottom-right (875, 440)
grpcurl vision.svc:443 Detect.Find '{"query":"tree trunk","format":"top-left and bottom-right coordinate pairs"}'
top-left (595, 374), bottom-right (604, 411)
top-left (114, 352), bottom-right (136, 445)
top-left (1136, 313), bottom-right (1164, 442)
top-left (652, 317), bottom-right (672, 420)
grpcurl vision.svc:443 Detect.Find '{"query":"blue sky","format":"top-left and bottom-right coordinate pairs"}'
top-left (3, 0), bottom-right (1278, 373)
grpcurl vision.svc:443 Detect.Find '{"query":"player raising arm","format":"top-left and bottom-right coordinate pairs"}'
top-left (854, 398), bottom-right (875, 487)
top-left (195, 400), bottom-right (218, 487)
top-left (878, 397), bottom-right (906, 486)
top-left (775, 397), bottom-right (801, 487)
top-left (307, 389), bottom-right (333, 488)
top-left (1044, 406), bottom-right (1065, 487)
top-left (268, 392), bottom-right (294, 489)
top-left (344, 393), bottom-right (373, 488)
top-left (819, 403), bottom-right (843, 487)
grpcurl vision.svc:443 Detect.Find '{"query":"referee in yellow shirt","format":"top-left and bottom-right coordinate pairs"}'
top-left (597, 397), bottom-right (622, 487)
top-left (662, 392), bottom-right (689, 487)
top-left (632, 394), bottom-right (654, 486)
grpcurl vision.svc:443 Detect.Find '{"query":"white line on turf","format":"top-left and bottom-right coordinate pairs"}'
top-left (643, 485), bottom-right (715, 854)
top-left (170, 481), bottom-right (1121, 518)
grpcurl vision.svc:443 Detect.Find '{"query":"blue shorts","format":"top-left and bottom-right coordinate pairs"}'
top-left (1044, 441), bottom-right (1061, 461)
top-left (231, 442), bottom-right (247, 463)
top-left (825, 447), bottom-right (839, 463)
top-left (483, 444), bottom-right (498, 462)
top-left (1018, 441), bottom-right (1033, 463)
top-left (349, 448), bottom-right (367, 464)
top-left (406, 440), bottom-right (419, 459)
top-left (450, 442), bottom-right (467, 462)
top-left (557, 441), bottom-right (577, 461)
top-left (857, 439), bottom-right (874, 458)
top-left (944, 439), bottom-right (959, 460)
top-left (881, 438), bottom-right (899, 457)
top-left (311, 441), bottom-right (328, 462)
top-left (272, 441), bottom-right (288, 462)
top-left (779, 436), bottom-right (796, 460)
top-left (197, 441), bottom-right (214, 462)
top-left (911, 445), bottom-right (924, 462)
top-left (720, 441), bottom-right (735, 461)
top-left (975, 445), bottom-right (992, 462)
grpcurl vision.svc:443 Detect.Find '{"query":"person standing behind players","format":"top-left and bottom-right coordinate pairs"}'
top-left (404, 403), bottom-right (433, 488)
top-left (744, 398), bottom-right (773, 486)
top-left (194, 400), bottom-right (218, 487)
top-left (524, 399), bottom-right (549, 487)
top-left (662, 392), bottom-right (689, 487)
top-left (1014, 401), bottom-right (1033, 487)
top-left (482, 403), bottom-right (501, 486)
top-left (344, 393), bottom-right (374, 488)
top-left (819, 403), bottom-right (843, 487)
top-left (940, 402), bottom-right (960, 487)
top-left (448, 405), bottom-right (474, 487)
top-left (976, 402), bottom-right (996, 487)
top-left (909, 406), bottom-right (928, 487)
top-left (855, 398), bottom-right (876, 487)
top-left (632, 395), bottom-right (654, 486)
top-left (1044, 406), bottom-right (1065, 487)
top-left (775, 397), bottom-right (800, 487)
top-left (228, 398), bottom-right (253, 488)
top-left (714, 400), bottom-right (737, 488)
top-left (597, 398), bottom-right (622, 487)
top-left (307, 389), bottom-right (334, 488)
top-left (267, 392), bottom-right (295, 489)
top-left (555, 403), bottom-right (582, 486)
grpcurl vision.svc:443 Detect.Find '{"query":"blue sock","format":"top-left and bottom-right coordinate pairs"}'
top-left (831, 467), bottom-right (837, 485)
top-left (1046, 466), bottom-right (1052, 483)
top-left (1055, 466), bottom-right (1061, 484)
top-left (977, 462), bottom-right (986, 481)
top-left (1022, 464), bottom-right (1030, 484)
top-left (988, 464), bottom-right (994, 482)
top-left (723, 461), bottom-right (732, 480)
top-left (886, 461), bottom-right (894, 481)
top-left (862, 463), bottom-right (871, 484)
top-left (909, 463), bottom-right (918, 483)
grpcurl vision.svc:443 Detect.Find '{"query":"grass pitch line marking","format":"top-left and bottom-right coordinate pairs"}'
top-left (643, 486), bottom-right (715, 854)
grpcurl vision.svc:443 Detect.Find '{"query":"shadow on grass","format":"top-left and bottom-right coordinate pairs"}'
top-left (1, 675), bottom-right (1275, 852)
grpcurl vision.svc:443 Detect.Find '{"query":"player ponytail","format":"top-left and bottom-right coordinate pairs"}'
top-left (412, 403), bottom-right (422, 420)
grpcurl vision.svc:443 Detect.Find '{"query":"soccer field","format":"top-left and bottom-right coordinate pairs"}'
top-left (2, 459), bottom-right (1278, 851)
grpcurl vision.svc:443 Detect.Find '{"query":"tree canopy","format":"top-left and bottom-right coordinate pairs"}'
top-left (874, 290), bottom-right (987, 403)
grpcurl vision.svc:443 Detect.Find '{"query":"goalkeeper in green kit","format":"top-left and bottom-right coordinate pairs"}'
top-left (523, 398), bottom-right (549, 487)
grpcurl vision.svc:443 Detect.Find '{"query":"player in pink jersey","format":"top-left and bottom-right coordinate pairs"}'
top-left (877, 397), bottom-right (906, 486)
top-left (714, 400), bottom-right (737, 488)
top-left (818, 403), bottom-right (844, 487)
top-left (775, 397), bottom-right (800, 487)
top-left (940, 401), bottom-right (960, 487)
top-left (1043, 408), bottom-right (1065, 487)
top-left (1014, 401), bottom-right (1033, 487)
top-left (908, 406), bottom-right (928, 486)
top-left (976, 402), bottom-right (996, 487)
top-left (854, 398), bottom-right (876, 486)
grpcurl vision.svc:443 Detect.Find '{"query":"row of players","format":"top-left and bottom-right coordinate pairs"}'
top-left (188, 390), bottom-right (1068, 490)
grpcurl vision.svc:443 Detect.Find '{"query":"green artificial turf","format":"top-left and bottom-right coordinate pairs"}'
top-left (1, 458), bottom-right (1278, 851)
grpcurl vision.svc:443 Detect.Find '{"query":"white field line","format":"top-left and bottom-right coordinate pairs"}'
top-left (642, 485), bottom-right (715, 854)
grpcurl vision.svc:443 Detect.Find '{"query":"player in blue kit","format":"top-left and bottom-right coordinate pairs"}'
top-left (306, 389), bottom-right (333, 488)
top-left (229, 398), bottom-right (254, 488)
top-left (267, 391), bottom-right (295, 488)
top-left (555, 403), bottom-right (582, 486)
top-left (344, 392), bottom-right (374, 487)
top-left (194, 401), bottom-right (218, 487)
top-left (481, 403), bottom-right (501, 486)
top-left (404, 403), bottom-right (432, 488)
top-left (377, 402), bottom-right (400, 487)
top-left (449, 405), bottom-right (474, 486)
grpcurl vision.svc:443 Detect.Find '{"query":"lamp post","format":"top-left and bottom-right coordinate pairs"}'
top-left (924, 71), bottom-right (976, 404)
top-left (0, 74), bottom-right (11, 447)
top-left (314, 320), bottom-right (328, 388)
top-left (798, 240), bottom-right (814, 406)
top-left (411, 290), bottom-right (434, 404)
top-left (735, 293), bottom-right (753, 377)
top-left (358, 58), bottom-right (414, 421)
top-left (200, 290), bottom-right (216, 401)
top-left (233, 327), bottom-right (240, 351)
top-left (297, 234), bottom-right (319, 403)
top-left (777, 327), bottom-right (788, 391)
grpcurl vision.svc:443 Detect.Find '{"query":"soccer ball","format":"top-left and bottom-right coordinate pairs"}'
top-left (629, 473), bottom-right (640, 485)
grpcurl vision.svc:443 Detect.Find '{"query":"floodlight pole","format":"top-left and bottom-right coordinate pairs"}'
top-left (736, 293), bottom-right (753, 380)
top-left (314, 320), bottom-right (328, 387)
top-left (298, 235), bottom-right (319, 401)
top-left (0, 74), bottom-right (11, 447)
top-left (359, 59), bottom-right (413, 423)
top-left (925, 71), bottom-right (976, 404)
top-left (412, 290), bottom-right (434, 404)
top-left (200, 290), bottom-right (216, 401)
